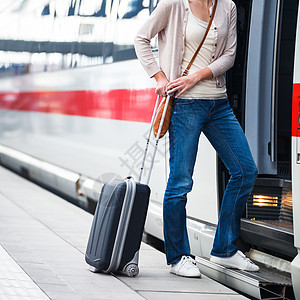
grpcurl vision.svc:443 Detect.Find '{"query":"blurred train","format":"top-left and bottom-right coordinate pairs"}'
top-left (0, 0), bottom-right (300, 298)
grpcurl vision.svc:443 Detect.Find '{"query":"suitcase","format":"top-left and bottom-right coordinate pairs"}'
top-left (85, 94), bottom-right (171, 276)
top-left (85, 177), bottom-right (150, 276)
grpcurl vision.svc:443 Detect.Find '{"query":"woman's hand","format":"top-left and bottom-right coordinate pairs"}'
top-left (166, 73), bottom-right (199, 98)
top-left (153, 71), bottom-right (169, 97)
top-left (166, 67), bottom-right (213, 97)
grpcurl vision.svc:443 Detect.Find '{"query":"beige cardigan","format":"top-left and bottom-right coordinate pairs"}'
top-left (134, 0), bottom-right (237, 88)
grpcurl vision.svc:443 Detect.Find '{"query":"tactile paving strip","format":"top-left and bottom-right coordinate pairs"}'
top-left (0, 244), bottom-right (49, 299)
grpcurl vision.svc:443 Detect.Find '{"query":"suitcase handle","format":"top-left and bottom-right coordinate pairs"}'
top-left (138, 94), bottom-right (172, 185)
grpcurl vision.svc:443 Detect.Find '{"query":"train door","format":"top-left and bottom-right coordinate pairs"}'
top-left (291, 1), bottom-right (300, 296)
top-left (227, 0), bottom-right (299, 260)
top-left (245, 0), bottom-right (298, 177)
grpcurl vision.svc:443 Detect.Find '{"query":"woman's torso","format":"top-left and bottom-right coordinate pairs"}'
top-left (180, 7), bottom-right (227, 99)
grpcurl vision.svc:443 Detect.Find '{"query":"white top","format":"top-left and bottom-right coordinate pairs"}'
top-left (180, 9), bottom-right (227, 99)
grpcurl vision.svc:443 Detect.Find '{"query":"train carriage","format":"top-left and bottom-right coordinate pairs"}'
top-left (0, 0), bottom-right (300, 298)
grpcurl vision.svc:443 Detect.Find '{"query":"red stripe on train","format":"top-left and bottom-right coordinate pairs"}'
top-left (292, 83), bottom-right (300, 137)
top-left (0, 89), bottom-right (156, 123)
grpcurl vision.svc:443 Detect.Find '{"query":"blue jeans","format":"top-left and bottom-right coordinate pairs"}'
top-left (163, 98), bottom-right (257, 265)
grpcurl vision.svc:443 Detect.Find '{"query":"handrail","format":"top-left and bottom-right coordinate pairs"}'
top-left (270, 0), bottom-right (282, 162)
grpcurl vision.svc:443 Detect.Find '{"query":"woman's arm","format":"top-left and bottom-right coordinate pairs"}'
top-left (206, 2), bottom-right (237, 77)
top-left (134, 0), bottom-right (170, 79)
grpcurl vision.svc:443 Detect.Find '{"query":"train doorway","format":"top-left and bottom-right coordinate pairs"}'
top-left (225, 0), bottom-right (299, 259)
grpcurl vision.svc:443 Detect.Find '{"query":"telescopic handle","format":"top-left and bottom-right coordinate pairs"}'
top-left (138, 95), bottom-right (160, 183)
top-left (138, 94), bottom-right (171, 185)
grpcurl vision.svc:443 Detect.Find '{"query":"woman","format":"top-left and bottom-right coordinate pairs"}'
top-left (134, 0), bottom-right (259, 278)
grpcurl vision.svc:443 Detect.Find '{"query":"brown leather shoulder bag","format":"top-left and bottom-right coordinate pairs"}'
top-left (153, 0), bottom-right (218, 138)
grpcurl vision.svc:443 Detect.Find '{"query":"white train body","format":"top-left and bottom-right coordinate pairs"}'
top-left (292, 4), bottom-right (300, 294)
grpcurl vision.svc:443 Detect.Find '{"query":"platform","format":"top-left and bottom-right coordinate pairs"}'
top-left (0, 166), bottom-right (248, 300)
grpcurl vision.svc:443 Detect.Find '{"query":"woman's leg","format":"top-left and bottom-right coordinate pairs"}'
top-left (203, 99), bottom-right (258, 258)
top-left (164, 99), bottom-right (211, 265)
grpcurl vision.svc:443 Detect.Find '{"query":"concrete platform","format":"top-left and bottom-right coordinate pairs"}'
top-left (0, 166), bottom-right (248, 299)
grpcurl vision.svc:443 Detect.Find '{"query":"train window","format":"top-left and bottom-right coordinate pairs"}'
top-left (0, 0), bottom-right (161, 76)
top-left (67, 0), bottom-right (77, 16)
top-left (41, 0), bottom-right (80, 17)
top-left (112, 0), bottom-right (155, 62)
top-left (118, 0), bottom-right (147, 19)
top-left (150, 0), bottom-right (159, 13)
top-left (41, 5), bottom-right (50, 16)
top-left (79, 0), bottom-right (106, 16)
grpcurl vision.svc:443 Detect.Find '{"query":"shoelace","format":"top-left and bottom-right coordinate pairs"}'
top-left (237, 251), bottom-right (255, 265)
top-left (182, 256), bottom-right (197, 267)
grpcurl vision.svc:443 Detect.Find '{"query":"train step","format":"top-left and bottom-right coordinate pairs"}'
top-left (196, 256), bottom-right (294, 300)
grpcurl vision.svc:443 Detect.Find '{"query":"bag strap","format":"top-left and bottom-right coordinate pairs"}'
top-left (182, 0), bottom-right (218, 76)
top-left (138, 1), bottom-right (218, 184)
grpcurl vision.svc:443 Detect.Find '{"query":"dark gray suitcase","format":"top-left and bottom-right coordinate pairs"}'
top-left (85, 95), bottom-right (171, 276)
top-left (85, 177), bottom-right (150, 276)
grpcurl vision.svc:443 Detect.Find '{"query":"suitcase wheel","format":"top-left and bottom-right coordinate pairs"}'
top-left (124, 264), bottom-right (139, 277)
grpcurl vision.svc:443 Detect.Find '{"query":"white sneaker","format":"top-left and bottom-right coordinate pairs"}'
top-left (170, 256), bottom-right (201, 278)
top-left (210, 250), bottom-right (260, 272)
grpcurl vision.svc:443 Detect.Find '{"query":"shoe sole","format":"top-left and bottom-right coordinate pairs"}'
top-left (170, 270), bottom-right (201, 278)
top-left (210, 259), bottom-right (259, 272)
